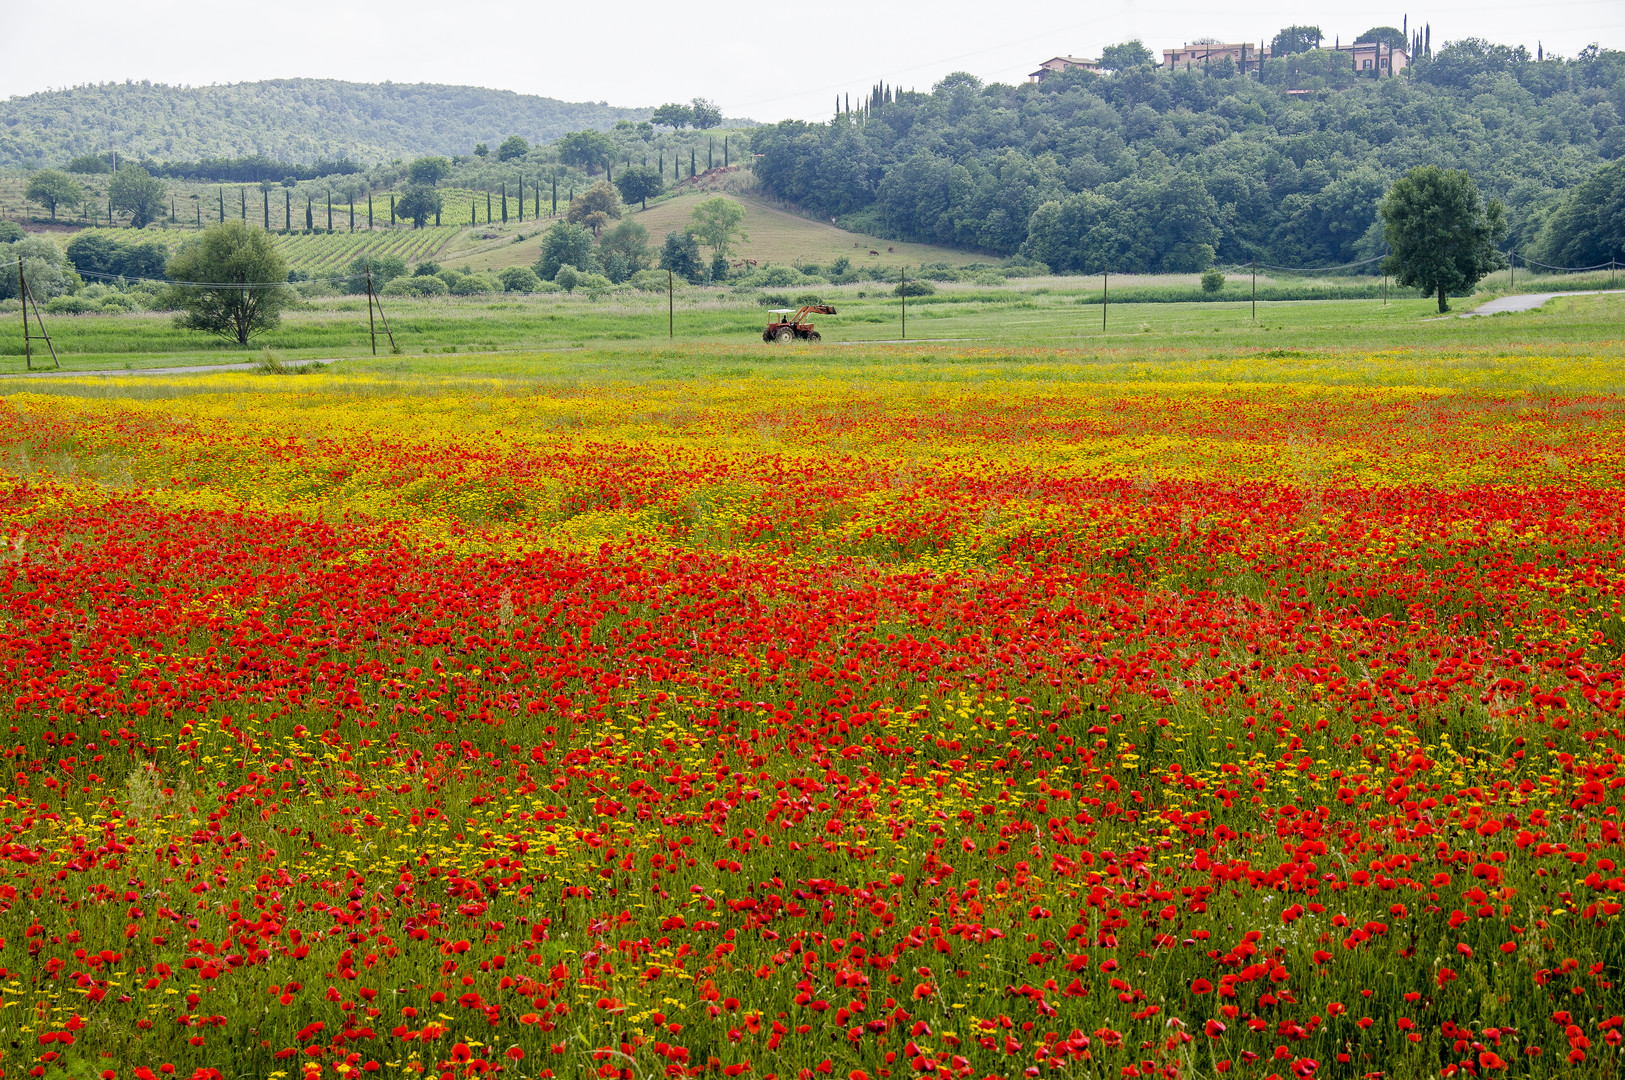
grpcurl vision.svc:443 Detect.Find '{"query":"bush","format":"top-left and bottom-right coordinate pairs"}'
top-left (45, 295), bottom-right (100, 315)
top-left (757, 293), bottom-right (791, 307)
top-left (498, 266), bottom-right (542, 293)
top-left (627, 269), bottom-right (670, 292)
top-left (381, 276), bottom-right (449, 297)
top-left (894, 279), bottom-right (936, 297)
top-left (793, 292), bottom-right (824, 305)
top-left (554, 265), bottom-right (582, 293)
top-left (1201, 267), bottom-right (1226, 293)
top-left (0, 222), bottom-right (23, 244)
top-left (447, 272), bottom-right (497, 296)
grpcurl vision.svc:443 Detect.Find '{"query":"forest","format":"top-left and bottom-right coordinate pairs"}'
top-left (750, 39), bottom-right (1625, 271)
top-left (0, 79), bottom-right (649, 168)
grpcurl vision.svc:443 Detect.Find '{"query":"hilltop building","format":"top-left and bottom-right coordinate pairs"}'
top-left (1162, 42), bottom-right (1269, 74)
top-left (1028, 56), bottom-right (1105, 82)
top-left (1331, 40), bottom-right (1409, 73)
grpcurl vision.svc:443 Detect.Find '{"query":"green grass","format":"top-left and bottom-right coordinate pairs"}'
top-left (1, 276), bottom-right (1622, 377)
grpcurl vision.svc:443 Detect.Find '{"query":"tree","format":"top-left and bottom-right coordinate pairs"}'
top-left (1099, 40), bottom-right (1155, 71)
top-left (0, 235), bottom-right (76, 300)
top-left (1271, 26), bottom-right (1323, 55)
top-left (498, 266), bottom-right (542, 292)
top-left (659, 231), bottom-right (705, 283)
top-left (1356, 26), bottom-right (1408, 49)
top-left (690, 98), bottom-right (723, 130)
top-left (1380, 166), bottom-right (1507, 313)
top-left (25, 170), bottom-right (83, 221)
top-left (1535, 158), bottom-right (1625, 267)
top-left (614, 164), bottom-right (664, 210)
top-left (652, 103), bottom-right (693, 129)
top-left (345, 253), bottom-right (408, 292)
top-left (566, 181), bottom-right (622, 236)
top-left (166, 221), bottom-right (289, 345)
top-left (556, 130), bottom-right (615, 175)
top-left (497, 136), bottom-right (530, 162)
top-left (689, 196), bottom-right (747, 257)
top-left (396, 184), bottom-right (444, 229)
top-left (600, 219), bottom-right (649, 283)
top-left (108, 165), bottom-right (166, 228)
top-left (535, 221), bottom-right (597, 280)
top-left (66, 154), bottom-right (111, 175)
top-left (408, 156), bottom-right (452, 185)
top-left (474, 143), bottom-right (489, 158)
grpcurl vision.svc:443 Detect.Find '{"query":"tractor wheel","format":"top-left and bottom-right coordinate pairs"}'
top-left (773, 328), bottom-right (795, 344)
top-left (762, 330), bottom-right (774, 343)
top-left (807, 331), bottom-right (822, 342)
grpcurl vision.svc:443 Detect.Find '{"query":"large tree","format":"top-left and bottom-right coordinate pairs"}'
top-left (24, 170), bottom-right (83, 221)
top-left (396, 184), bottom-right (444, 229)
top-left (1271, 26), bottom-right (1323, 55)
top-left (534, 221), bottom-right (597, 280)
top-left (408, 156), bottom-right (452, 185)
top-left (659, 230), bottom-right (705, 283)
top-left (613, 164), bottom-right (664, 210)
top-left (497, 136), bottom-right (530, 162)
top-left (566, 181), bottom-right (622, 236)
top-left (651, 103), bottom-right (693, 129)
top-left (166, 220), bottom-right (290, 345)
top-left (690, 98), bottom-right (723, 130)
top-left (1355, 26), bottom-right (1407, 49)
top-left (1380, 166), bottom-right (1507, 313)
top-left (108, 165), bottom-right (167, 228)
top-left (1099, 40), bottom-right (1155, 70)
top-left (555, 130), bottom-right (615, 175)
top-left (689, 196), bottom-right (747, 257)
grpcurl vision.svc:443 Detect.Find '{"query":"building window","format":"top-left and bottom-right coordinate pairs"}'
top-left (1363, 59), bottom-right (1372, 69)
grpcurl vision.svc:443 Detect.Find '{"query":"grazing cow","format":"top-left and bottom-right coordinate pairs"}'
top-left (887, 247), bottom-right (894, 253)
top-left (869, 250), bottom-right (879, 256)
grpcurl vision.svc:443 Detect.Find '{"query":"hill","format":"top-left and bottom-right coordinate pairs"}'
top-left (0, 79), bottom-right (651, 168)
top-left (752, 40), bottom-right (1625, 271)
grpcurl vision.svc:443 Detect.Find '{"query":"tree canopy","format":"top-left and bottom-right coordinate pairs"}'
top-left (497, 136), bottom-right (530, 161)
top-left (749, 44), bottom-right (1625, 266)
top-left (690, 98), bottom-right (724, 130)
top-left (659, 231), bottom-right (705, 283)
top-left (166, 221), bottom-right (290, 344)
top-left (1380, 165), bottom-right (1507, 311)
top-left (555, 130), bottom-right (615, 175)
top-left (652, 103), bottom-right (693, 129)
top-left (1271, 26), bottom-right (1323, 55)
top-left (614, 164), bottom-right (664, 209)
top-left (107, 165), bottom-right (166, 228)
top-left (396, 184), bottom-right (444, 228)
top-left (1535, 158), bottom-right (1625, 267)
top-left (24, 170), bottom-right (82, 221)
top-left (566, 181), bottom-right (622, 235)
top-left (535, 221), bottom-right (597, 280)
top-left (1100, 41), bottom-right (1155, 71)
top-left (689, 197), bottom-right (748, 256)
top-left (408, 157), bottom-right (452, 185)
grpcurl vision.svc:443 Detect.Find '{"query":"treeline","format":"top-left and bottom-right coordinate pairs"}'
top-left (145, 155), bottom-right (362, 183)
top-left (0, 79), bottom-right (650, 169)
top-left (751, 40), bottom-right (1625, 272)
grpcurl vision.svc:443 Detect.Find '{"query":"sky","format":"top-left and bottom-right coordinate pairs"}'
top-left (6, 0), bottom-right (1623, 124)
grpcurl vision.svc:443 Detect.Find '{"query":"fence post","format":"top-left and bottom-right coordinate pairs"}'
top-left (17, 259), bottom-right (28, 372)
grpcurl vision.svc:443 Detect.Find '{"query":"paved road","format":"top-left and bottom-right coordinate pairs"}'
top-left (1463, 289), bottom-right (1625, 316)
top-left (0, 357), bottom-right (343, 379)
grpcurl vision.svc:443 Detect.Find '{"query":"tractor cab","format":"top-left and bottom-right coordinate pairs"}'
top-left (763, 305), bottom-right (837, 343)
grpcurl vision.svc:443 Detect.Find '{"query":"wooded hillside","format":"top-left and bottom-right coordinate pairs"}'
top-left (0, 79), bottom-right (650, 168)
top-left (750, 41), bottom-right (1625, 270)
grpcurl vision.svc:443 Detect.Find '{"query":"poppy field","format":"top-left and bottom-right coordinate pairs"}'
top-left (0, 348), bottom-right (1623, 1080)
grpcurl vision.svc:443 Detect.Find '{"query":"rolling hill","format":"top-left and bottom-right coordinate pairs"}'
top-left (0, 79), bottom-right (651, 168)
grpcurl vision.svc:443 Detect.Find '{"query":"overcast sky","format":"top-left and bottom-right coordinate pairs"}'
top-left (7, 0), bottom-right (1622, 124)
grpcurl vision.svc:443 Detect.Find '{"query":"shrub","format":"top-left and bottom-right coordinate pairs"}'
top-left (757, 293), bottom-right (791, 307)
top-left (448, 273), bottom-right (497, 296)
top-left (627, 269), bottom-right (670, 292)
top-left (498, 266), bottom-right (542, 293)
top-left (554, 265), bottom-right (582, 293)
top-left (794, 292), bottom-right (824, 305)
top-left (381, 276), bottom-right (449, 297)
top-left (1201, 267), bottom-right (1226, 293)
top-left (0, 222), bottom-right (23, 243)
top-left (894, 279), bottom-right (936, 297)
top-left (45, 295), bottom-right (100, 315)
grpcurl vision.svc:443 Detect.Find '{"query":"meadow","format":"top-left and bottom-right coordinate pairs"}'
top-left (0, 297), bottom-right (1623, 1080)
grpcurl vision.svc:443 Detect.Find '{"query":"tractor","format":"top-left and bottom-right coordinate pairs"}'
top-left (763, 305), bottom-right (836, 343)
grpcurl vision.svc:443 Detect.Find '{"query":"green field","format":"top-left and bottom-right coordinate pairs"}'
top-left (1, 275), bottom-right (1621, 379)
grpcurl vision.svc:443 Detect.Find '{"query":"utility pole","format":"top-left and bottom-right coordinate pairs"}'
top-left (17, 259), bottom-right (26, 372)
top-left (1251, 257), bottom-right (1257, 321)
top-left (668, 270), bottom-right (674, 340)
top-left (1102, 270), bottom-right (1108, 331)
top-left (901, 268), bottom-right (907, 340)
top-left (367, 271), bottom-right (377, 355)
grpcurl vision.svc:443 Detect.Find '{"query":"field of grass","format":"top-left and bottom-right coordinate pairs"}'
top-left (2, 274), bottom-right (1622, 374)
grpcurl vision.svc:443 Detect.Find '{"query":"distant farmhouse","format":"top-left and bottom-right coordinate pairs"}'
top-left (1029, 38), bottom-right (1409, 82)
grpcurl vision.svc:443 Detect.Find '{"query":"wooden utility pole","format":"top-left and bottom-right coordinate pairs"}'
top-left (17, 260), bottom-right (26, 371)
top-left (367, 271), bottom-right (377, 355)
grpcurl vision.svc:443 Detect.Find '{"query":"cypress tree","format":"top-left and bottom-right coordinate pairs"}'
top-left (708, 139), bottom-right (713, 170)
top-left (368, 194), bottom-right (374, 229)
top-left (518, 175), bottom-right (524, 222)
top-left (486, 192), bottom-right (492, 223)
top-left (195, 202), bottom-right (200, 227)
top-left (349, 197), bottom-right (355, 232)
top-left (534, 178), bottom-right (540, 218)
top-left (472, 200), bottom-right (477, 225)
top-left (659, 150), bottom-right (664, 176)
top-left (690, 149), bottom-right (696, 178)
top-left (306, 198), bottom-right (313, 231)
top-left (219, 190), bottom-right (224, 223)
top-left (551, 174), bottom-right (557, 216)
top-left (389, 194), bottom-right (395, 226)
top-left (724, 137), bottom-right (729, 167)
top-left (240, 187), bottom-right (246, 221)
top-left (328, 194), bottom-right (333, 231)
top-left (501, 183), bottom-right (508, 224)
top-left (285, 191), bottom-right (291, 231)
top-left (263, 188), bottom-right (269, 230)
